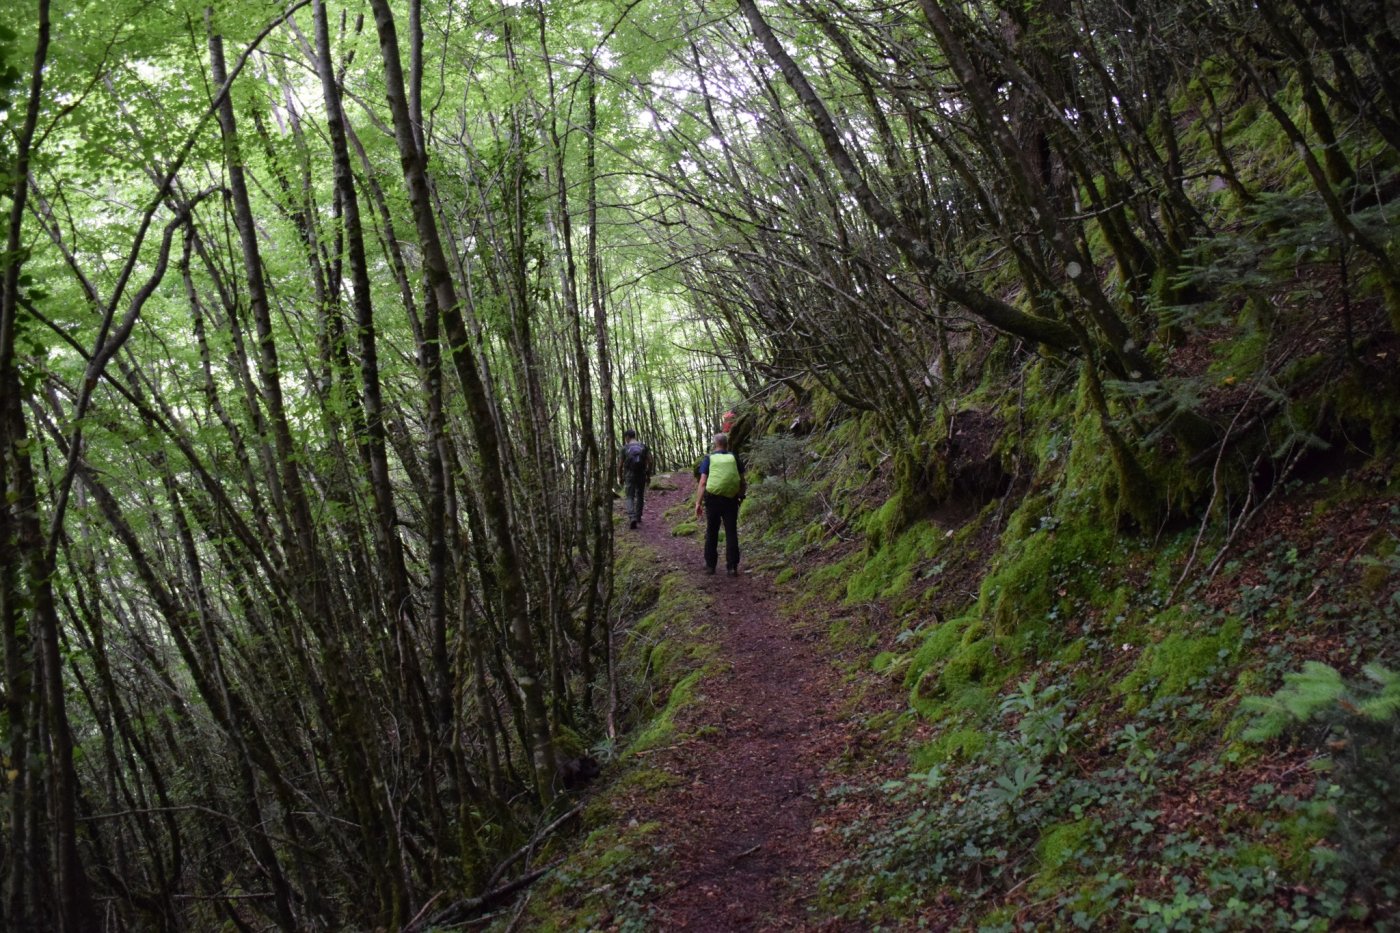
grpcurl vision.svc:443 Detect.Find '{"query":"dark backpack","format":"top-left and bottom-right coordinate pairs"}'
top-left (623, 441), bottom-right (648, 478)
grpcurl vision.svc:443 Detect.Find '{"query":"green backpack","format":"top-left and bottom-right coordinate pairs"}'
top-left (706, 452), bottom-right (741, 497)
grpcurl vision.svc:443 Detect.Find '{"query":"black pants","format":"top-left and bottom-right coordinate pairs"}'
top-left (624, 475), bottom-right (646, 523)
top-left (703, 493), bottom-right (740, 571)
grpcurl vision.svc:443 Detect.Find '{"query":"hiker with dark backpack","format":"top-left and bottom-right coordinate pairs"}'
top-left (693, 432), bottom-right (746, 575)
top-left (618, 429), bottom-right (654, 529)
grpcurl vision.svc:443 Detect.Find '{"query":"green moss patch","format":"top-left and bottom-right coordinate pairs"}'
top-left (626, 669), bottom-right (704, 756)
top-left (526, 818), bottom-right (667, 932)
top-left (845, 518), bottom-right (945, 603)
top-left (904, 617), bottom-right (977, 688)
top-left (911, 727), bottom-right (989, 768)
top-left (1117, 613), bottom-right (1244, 711)
top-left (1036, 819), bottom-right (1096, 877)
top-left (977, 507), bottom-right (1118, 637)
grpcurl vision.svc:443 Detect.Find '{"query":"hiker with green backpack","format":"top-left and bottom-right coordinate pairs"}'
top-left (618, 429), bottom-right (654, 529)
top-left (693, 432), bottom-right (746, 575)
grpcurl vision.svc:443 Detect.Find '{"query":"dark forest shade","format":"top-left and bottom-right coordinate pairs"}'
top-left (0, 0), bottom-right (1397, 927)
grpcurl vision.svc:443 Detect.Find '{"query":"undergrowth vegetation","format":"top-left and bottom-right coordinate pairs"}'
top-left (523, 0), bottom-right (1400, 925)
top-left (734, 394), bottom-right (1400, 928)
top-left (506, 535), bottom-right (717, 931)
top-left (696, 31), bottom-right (1400, 915)
top-left (727, 160), bottom-right (1400, 916)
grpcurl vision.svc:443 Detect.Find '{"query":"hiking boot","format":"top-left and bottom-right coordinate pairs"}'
top-left (705, 565), bottom-right (716, 575)
top-left (629, 520), bottom-right (637, 529)
top-left (726, 566), bottom-right (738, 576)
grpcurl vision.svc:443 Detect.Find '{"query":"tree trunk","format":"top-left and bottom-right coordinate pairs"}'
top-left (365, 0), bottom-right (559, 801)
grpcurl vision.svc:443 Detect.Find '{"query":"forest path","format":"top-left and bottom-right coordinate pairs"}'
top-left (616, 473), bottom-right (860, 931)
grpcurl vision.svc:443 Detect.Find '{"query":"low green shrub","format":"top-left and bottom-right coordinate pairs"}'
top-left (1242, 662), bottom-right (1400, 905)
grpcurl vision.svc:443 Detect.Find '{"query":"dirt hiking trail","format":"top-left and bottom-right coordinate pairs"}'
top-left (614, 473), bottom-right (873, 931)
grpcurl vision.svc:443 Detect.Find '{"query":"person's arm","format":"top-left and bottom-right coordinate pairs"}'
top-left (694, 460), bottom-right (708, 516)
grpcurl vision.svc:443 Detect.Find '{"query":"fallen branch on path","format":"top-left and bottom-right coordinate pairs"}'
top-left (417, 859), bottom-right (563, 930)
top-left (486, 803), bottom-right (585, 890)
top-left (408, 803), bottom-right (584, 930)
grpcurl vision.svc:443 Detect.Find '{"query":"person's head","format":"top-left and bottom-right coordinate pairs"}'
top-left (623, 429), bottom-right (637, 441)
top-left (712, 432), bottom-right (729, 451)
top-left (721, 409), bottom-right (737, 431)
